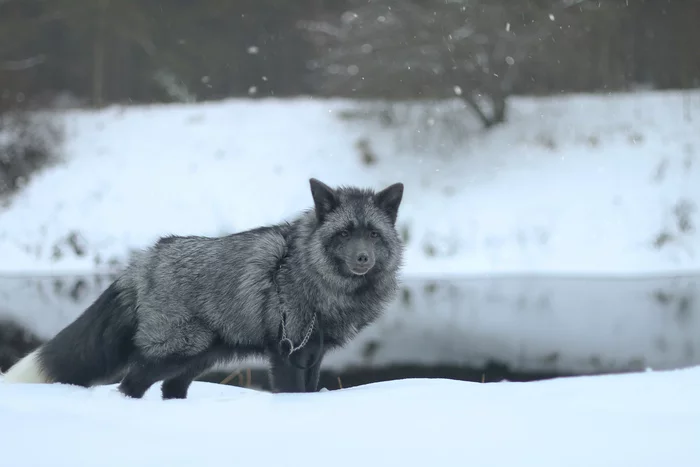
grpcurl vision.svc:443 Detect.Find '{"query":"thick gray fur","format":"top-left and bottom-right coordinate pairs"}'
top-left (6, 178), bottom-right (404, 399)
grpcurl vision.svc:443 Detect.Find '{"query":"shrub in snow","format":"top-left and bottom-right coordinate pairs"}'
top-left (0, 108), bottom-right (63, 198)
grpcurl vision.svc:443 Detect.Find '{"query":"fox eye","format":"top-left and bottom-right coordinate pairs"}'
top-left (339, 230), bottom-right (350, 238)
top-left (370, 231), bottom-right (380, 238)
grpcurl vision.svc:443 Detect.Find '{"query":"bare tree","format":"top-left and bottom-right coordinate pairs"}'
top-left (299, 0), bottom-right (594, 129)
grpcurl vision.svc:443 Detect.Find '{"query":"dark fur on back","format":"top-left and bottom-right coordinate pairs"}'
top-left (7, 178), bottom-right (404, 399)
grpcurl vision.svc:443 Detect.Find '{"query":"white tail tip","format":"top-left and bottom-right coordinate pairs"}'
top-left (2, 348), bottom-right (51, 384)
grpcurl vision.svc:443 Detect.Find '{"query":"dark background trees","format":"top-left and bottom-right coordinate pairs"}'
top-left (0, 0), bottom-right (697, 112)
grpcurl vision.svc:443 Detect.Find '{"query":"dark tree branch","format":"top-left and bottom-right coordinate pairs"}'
top-left (0, 55), bottom-right (46, 71)
top-left (300, 0), bottom-right (595, 128)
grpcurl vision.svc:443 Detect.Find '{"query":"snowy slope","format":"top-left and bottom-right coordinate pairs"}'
top-left (0, 90), bottom-right (699, 276)
top-left (1, 367), bottom-right (699, 467)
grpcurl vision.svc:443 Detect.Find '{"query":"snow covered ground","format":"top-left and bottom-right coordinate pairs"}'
top-left (1, 366), bottom-right (699, 467)
top-left (2, 273), bottom-right (698, 375)
top-left (1, 90), bottom-right (699, 277)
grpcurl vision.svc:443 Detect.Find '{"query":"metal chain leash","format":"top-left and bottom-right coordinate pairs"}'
top-left (275, 254), bottom-right (316, 355)
top-left (280, 311), bottom-right (316, 355)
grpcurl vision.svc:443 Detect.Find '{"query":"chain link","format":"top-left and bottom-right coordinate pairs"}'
top-left (275, 256), bottom-right (316, 355)
top-left (281, 311), bottom-right (316, 355)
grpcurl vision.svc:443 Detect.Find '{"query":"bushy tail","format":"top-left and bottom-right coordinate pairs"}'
top-left (2, 282), bottom-right (137, 387)
top-left (1, 348), bottom-right (47, 383)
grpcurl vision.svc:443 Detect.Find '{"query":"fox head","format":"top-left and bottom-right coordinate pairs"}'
top-left (308, 178), bottom-right (404, 279)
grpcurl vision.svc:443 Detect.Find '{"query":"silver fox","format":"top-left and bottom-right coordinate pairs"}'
top-left (2, 178), bottom-right (405, 399)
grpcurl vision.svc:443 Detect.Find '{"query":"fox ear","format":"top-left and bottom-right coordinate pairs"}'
top-left (374, 182), bottom-right (404, 225)
top-left (309, 178), bottom-right (338, 222)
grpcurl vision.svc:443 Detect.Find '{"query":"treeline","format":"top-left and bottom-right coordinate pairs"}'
top-left (0, 0), bottom-right (698, 111)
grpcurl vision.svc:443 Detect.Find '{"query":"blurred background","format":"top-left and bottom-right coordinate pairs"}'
top-left (1, 0), bottom-right (699, 390)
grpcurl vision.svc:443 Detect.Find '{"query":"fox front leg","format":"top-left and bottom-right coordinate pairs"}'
top-left (299, 341), bottom-right (324, 392)
top-left (267, 344), bottom-right (324, 393)
top-left (268, 352), bottom-right (305, 393)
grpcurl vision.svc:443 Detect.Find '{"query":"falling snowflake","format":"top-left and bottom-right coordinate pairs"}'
top-left (341, 11), bottom-right (358, 24)
top-left (247, 46), bottom-right (259, 54)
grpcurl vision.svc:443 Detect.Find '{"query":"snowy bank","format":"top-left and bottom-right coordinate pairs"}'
top-left (1, 366), bottom-right (699, 467)
top-left (0, 90), bottom-right (699, 276)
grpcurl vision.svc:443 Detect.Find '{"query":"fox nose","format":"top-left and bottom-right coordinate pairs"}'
top-left (349, 250), bottom-right (374, 275)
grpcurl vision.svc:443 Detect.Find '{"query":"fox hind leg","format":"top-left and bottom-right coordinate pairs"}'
top-left (118, 354), bottom-right (214, 399)
top-left (161, 359), bottom-right (214, 400)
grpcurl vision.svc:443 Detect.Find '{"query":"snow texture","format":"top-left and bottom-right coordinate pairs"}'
top-left (1, 366), bottom-right (699, 467)
top-left (0, 90), bottom-right (699, 277)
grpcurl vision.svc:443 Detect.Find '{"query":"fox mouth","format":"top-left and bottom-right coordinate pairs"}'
top-left (349, 265), bottom-right (372, 276)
